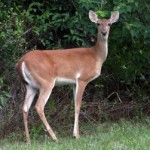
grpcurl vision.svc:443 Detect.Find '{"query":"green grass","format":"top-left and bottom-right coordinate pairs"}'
top-left (0, 119), bottom-right (150, 150)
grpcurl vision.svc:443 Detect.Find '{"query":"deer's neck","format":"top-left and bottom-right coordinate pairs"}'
top-left (94, 36), bottom-right (108, 63)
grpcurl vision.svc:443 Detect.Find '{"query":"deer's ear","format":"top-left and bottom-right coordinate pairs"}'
top-left (110, 11), bottom-right (119, 24)
top-left (89, 10), bottom-right (98, 23)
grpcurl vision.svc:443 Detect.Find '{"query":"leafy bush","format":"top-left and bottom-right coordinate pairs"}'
top-left (0, 78), bottom-right (11, 108)
top-left (107, 0), bottom-right (150, 85)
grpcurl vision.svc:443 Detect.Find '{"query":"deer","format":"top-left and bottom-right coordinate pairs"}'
top-left (17, 10), bottom-right (119, 144)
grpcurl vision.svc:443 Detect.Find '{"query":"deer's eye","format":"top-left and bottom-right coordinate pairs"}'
top-left (108, 23), bottom-right (111, 26)
top-left (97, 23), bottom-right (100, 26)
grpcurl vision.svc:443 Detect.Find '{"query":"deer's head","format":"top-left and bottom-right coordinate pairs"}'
top-left (89, 10), bottom-right (119, 40)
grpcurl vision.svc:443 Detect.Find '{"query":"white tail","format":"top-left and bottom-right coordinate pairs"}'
top-left (17, 10), bottom-right (119, 144)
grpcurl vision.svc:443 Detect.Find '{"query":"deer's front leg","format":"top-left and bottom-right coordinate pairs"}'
top-left (73, 80), bottom-right (87, 138)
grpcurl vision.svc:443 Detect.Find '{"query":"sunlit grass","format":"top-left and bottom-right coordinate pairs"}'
top-left (0, 119), bottom-right (150, 150)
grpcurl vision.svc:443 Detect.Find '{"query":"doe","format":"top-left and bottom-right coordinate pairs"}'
top-left (17, 10), bottom-right (119, 144)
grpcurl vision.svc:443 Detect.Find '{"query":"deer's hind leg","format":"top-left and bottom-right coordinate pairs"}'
top-left (35, 79), bottom-right (57, 141)
top-left (22, 85), bottom-right (36, 144)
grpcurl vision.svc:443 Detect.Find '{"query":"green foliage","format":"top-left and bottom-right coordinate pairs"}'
top-left (21, 1), bottom-right (95, 49)
top-left (107, 0), bottom-right (150, 85)
top-left (0, 2), bottom-right (26, 69)
top-left (0, 78), bottom-right (11, 108)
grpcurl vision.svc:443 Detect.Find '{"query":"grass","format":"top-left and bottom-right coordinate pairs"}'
top-left (0, 119), bottom-right (150, 150)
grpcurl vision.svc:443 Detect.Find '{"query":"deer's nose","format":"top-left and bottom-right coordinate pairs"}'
top-left (101, 31), bottom-right (107, 36)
